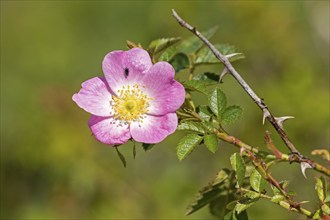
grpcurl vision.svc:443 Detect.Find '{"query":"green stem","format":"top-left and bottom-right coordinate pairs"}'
top-left (240, 188), bottom-right (313, 217)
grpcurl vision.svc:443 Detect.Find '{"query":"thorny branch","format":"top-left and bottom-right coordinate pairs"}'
top-left (188, 111), bottom-right (315, 217)
top-left (172, 9), bottom-right (330, 177)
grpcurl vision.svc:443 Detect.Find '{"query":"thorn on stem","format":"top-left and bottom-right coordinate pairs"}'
top-left (219, 67), bottom-right (228, 83)
top-left (240, 147), bottom-right (245, 155)
top-left (275, 116), bottom-right (294, 130)
top-left (300, 162), bottom-right (312, 179)
top-left (225, 53), bottom-right (241, 59)
top-left (262, 109), bottom-right (270, 125)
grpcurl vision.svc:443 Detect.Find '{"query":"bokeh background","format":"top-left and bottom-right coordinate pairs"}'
top-left (1, 1), bottom-right (329, 219)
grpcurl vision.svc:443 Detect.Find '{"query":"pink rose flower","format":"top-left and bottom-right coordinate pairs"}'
top-left (72, 48), bottom-right (185, 145)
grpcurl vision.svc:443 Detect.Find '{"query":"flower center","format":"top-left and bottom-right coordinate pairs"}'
top-left (111, 84), bottom-right (152, 124)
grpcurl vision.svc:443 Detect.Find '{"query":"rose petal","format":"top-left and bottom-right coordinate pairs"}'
top-left (89, 115), bottom-right (131, 145)
top-left (72, 77), bottom-right (113, 117)
top-left (130, 113), bottom-right (178, 144)
top-left (141, 62), bottom-right (185, 115)
top-left (102, 48), bottom-right (153, 93)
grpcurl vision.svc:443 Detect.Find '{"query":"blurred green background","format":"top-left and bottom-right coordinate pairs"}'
top-left (1, 1), bottom-right (329, 219)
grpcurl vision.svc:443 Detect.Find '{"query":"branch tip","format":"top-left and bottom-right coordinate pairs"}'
top-left (265, 131), bottom-right (283, 159)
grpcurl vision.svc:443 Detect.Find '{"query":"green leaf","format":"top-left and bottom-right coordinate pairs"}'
top-left (311, 149), bottom-right (330, 161)
top-left (226, 200), bottom-right (238, 210)
top-left (203, 121), bottom-right (214, 133)
top-left (142, 143), bottom-right (155, 151)
top-left (192, 72), bottom-right (220, 85)
top-left (279, 180), bottom-right (290, 189)
top-left (235, 198), bottom-right (258, 214)
top-left (148, 37), bottom-right (181, 55)
top-left (194, 44), bottom-right (245, 65)
top-left (243, 191), bottom-right (260, 200)
top-left (325, 194), bottom-right (330, 203)
top-left (204, 133), bottom-right (218, 153)
top-left (270, 195), bottom-right (285, 203)
top-left (186, 169), bottom-right (231, 215)
top-left (185, 73), bottom-right (222, 95)
top-left (158, 46), bottom-right (177, 62)
top-left (226, 209), bottom-right (249, 220)
top-left (224, 210), bottom-right (234, 220)
top-left (312, 209), bottom-right (322, 219)
top-left (233, 210), bottom-right (249, 220)
top-left (178, 26), bottom-right (218, 54)
top-left (209, 194), bottom-right (234, 219)
top-left (222, 105), bottom-right (243, 125)
top-left (208, 88), bottom-right (227, 120)
top-left (287, 191), bottom-right (296, 196)
top-left (321, 203), bottom-right (330, 215)
top-left (250, 169), bottom-right (267, 192)
top-left (133, 141), bottom-right (136, 159)
top-left (230, 153), bottom-right (246, 187)
top-left (184, 80), bottom-right (209, 95)
top-left (271, 185), bottom-right (281, 195)
top-left (115, 147), bottom-right (126, 167)
top-left (177, 121), bottom-right (205, 134)
top-left (176, 134), bottom-right (203, 161)
top-left (197, 105), bottom-right (213, 121)
top-left (315, 176), bottom-right (327, 202)
top-left (169, 53), bottom-right (189, 72)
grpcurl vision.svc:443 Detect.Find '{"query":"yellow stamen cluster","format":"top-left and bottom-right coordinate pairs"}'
top-left (111, 84), bottom-right (152, 124)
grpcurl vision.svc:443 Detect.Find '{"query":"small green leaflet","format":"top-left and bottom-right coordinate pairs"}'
top-left (249, 169), bottom-right (267, 192)
top-left (169, 53), bottom-right (189, 72)
top-left (313, 207), bottom-right (330, 219)
top-left (158, 47), bottom-right (177, 62)
top-left (311, 149), bottom-right (330, 162)
top-left (235, 198), bottom-right (258, 214)
top-left (230, 153), bottom-right (246, 187)
top-left (185, 72), bottom-right (222, 95)
top-left (193, 72), bottom-right (220, 85)
top-left (209, 194), bottom-right (234, 219)
top-left (204, 133), bottom-right (218, 153)
top-left (194, 43), bottom-right (245, 65)
top-left (208, 88), bottom-right (243, 125)
top-left (222, 106), bottom-right (243, 125)
top-left (315, 176), bottom-right (327, 202)
top-left (184, 80), bottom-right (209, 95)
top-left (148, 37), bottom-right (181, 55)
top-left (142, 143), bottom-right (155, 151)
top-left (115, 147), bottom-right (126, 167)
top-left (176, 134), bottom-right (203, 161)
top-left (208, 88), bottom-right (227, 120)
top-left (321, 204), bottom-right (330, 215)
top-left (197, 105), bottom-right (213, 121)
top-left (177, 121), bottom-right (205, 134)
top-left (243, 191), bottom-right (260, 200)
top-left (178, 26), bottom-right (218, 54)
top-left (227, 210), bottom-right (249, 220)
top-left (270, 195), bottom-right (285, 203)
top-left (185, 169), bottom-right (231, 215)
